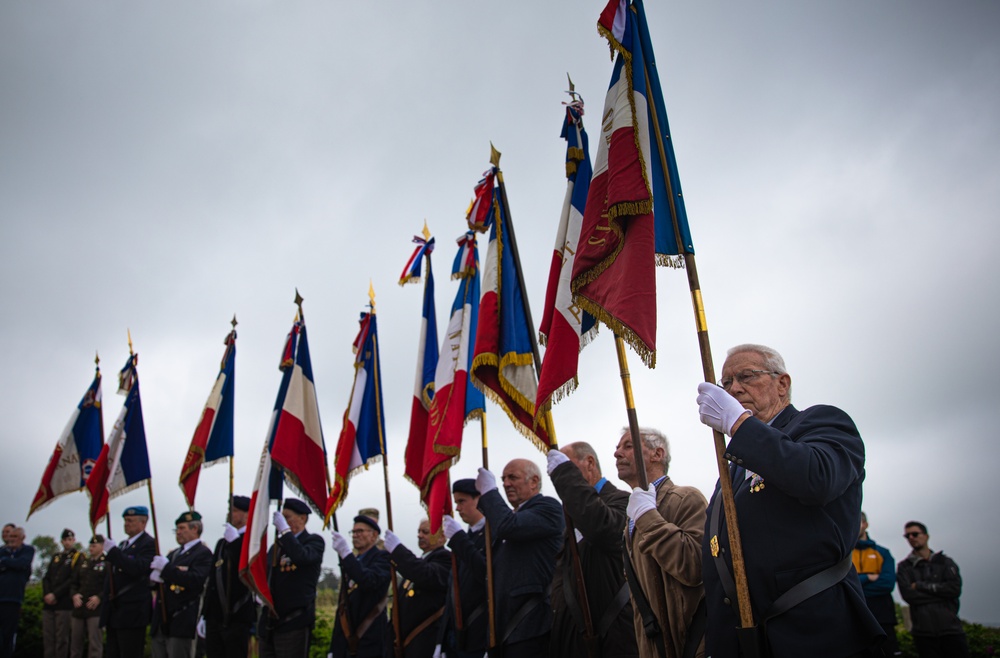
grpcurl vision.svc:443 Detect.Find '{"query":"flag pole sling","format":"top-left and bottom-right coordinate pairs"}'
top-left (479, 415), bottom-right (497, 650)
top-left (370, 330), bottom-right (403, 658)
top-left (632, 0), bottom-right (755, 633)
top-left (495, 160), bottom-right (600, 655)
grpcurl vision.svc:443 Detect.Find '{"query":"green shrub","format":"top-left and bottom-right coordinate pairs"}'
top-left (12, 582), bottom-right (43, 657)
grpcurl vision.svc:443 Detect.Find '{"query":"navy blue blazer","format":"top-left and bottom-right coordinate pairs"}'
top-left (391, 544), bottom-right (451, 658)
top-left (102, 532), bottom-right (155, 630)
top-left (152, 541), bottom-right (213, 639)
top-left (703, 404), bottom-right (884, 657)
top-left (443, 524), bottom-right (488, 653)
top-left (329, 546), bottom-right (391, 658)
top-left (478, 489), bottom-right (564, 646)
top-left (262, 529), bottom-right (325, 633)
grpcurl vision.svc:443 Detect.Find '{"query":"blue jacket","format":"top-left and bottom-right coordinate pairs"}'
top-left (703, 404), bottom-right (884, 657)
top-left (853, 536), bottom-right (896, 625)
top-left (329, 546), bottom-right (391, 658)
top-left (478, 489), bottom-right (564, 646)
top-left (0, 544), bottom-right (35, 604)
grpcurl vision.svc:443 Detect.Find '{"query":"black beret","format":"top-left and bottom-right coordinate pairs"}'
top-left (176, 511), bottom-right (202, 525)
top-left (89, 535), bottom-right (104, 545)
top-left (61, 529), bottom-right (75, 540)
top-left (353, 515), bottom-right (381, 534)
top-left (232, 496), bottom-right (251, 512)
top-left (283, 498), bottom-right (311, 516)
top-left (452, 479), bottom-right (479, 496)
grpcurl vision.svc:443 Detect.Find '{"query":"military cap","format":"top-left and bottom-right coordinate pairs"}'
top-left (353, 515), bottom-right (381, 534)
top-left (123, 505), bottom-right (149, 517)
top-left (452, 478), bottom-right (479, 496)
top-left (358, 507), bottom-right (380, 520)
top-left (61, 528), bottom-right (75, 540)
top-left (232, 495), bottom-right (251, 512)
top-left (89, 535), bottom-right (104, 545)
top-left (175, 511), bottom-right (202, 525)
top-left (283, 498), bottom-right (311, 515)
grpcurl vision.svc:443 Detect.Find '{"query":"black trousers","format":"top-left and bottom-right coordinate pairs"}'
top-left (106, 626), bottom-right (147, 658)
top-left (205, 620), bottom-right (252, 658)
top-left (914, 633), bottom-right (970, 658)
top-left (0, 602), bottom-right (21, 658)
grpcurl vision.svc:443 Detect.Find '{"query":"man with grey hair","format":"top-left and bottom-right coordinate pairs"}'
top-left (476, 458), bottom-right (564, 657)
top-left (546, 441), bottom-right (637, 657)
top-left (696, 344), bottom-right (883, 656)
top-left (616, 428), bottom-right (706, 658)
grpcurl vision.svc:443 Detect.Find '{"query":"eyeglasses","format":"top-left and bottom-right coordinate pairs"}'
top-left (903, 531), bottom-right (924, 538)
top-left (718, 369), bottom-right (779, 391)
top-left (350, 529), bottom-right (372, 535)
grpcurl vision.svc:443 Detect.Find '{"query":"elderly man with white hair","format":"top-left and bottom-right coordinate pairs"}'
top-left (696, 343), bottom-right (884, 657)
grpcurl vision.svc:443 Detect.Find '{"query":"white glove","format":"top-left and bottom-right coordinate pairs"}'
top-left (432, 645), bottom-right (443, 658)
top-left (103, 537), bottom-right (116, 553)
top-left (272, 511), bottom-right (290, 534)
top-left (151, 555), bottom-right (169, 571)
top-left (697, 382), bottom-right (750, 436)
top-left (150, 569), bottom-right (164, 584)
top-left (442, 515), bottom-right (463, 540)
top-left (626, 484), bottom-right (657, 522)
top-left (546, 449), bottom-right (570, 475)
top-left (223, 523), bottom-right (239, 543)
top-left (476, 467), bottom-right (497, 494)
top-left (383, 529), bottom-right (401, 553)
top-left (196, 617), bottom-right (206, 639)
top-left (331, 531), bottom-right (351, 558)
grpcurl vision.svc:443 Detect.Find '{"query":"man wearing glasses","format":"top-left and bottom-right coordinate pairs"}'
top-left (696, 344), bottom-right (884, 657)
top-left (896, 522), bottom-right (969, 658)
top-left (328, 514), bottom-right (391, 658)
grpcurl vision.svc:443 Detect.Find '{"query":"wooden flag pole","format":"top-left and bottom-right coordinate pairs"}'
top-left (615, 337), bottom-right (650, 491)
top-left (369, 285), bottom-right (404, 658)
top-left (631, 0), bottom-right (756, 635)
top-left (479, 415), bottom-right (497, 651)
top-left (493, 145), bottom-right (601, 656)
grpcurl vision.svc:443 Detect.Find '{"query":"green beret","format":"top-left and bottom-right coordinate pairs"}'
top-left (175, 511), bottom-right (202, 525)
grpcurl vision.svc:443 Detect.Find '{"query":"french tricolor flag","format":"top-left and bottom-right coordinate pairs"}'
top-left (536, 100), bottom-right (598, 421)
top-left (327, 311), bottom-right (386, 517)
top-left (179, 328), bottom-right (236, 509)
top-left (269, 319), bottom-right (329, 516)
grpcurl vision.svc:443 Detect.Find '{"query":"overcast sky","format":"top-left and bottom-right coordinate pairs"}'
top-left (2, 0), bottom-right (998, 626)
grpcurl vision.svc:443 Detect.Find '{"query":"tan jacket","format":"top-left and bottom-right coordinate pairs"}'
top-left (626, 477), bottom-right (707, 658)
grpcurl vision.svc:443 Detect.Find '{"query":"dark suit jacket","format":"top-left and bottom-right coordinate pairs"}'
top-left (152, 541), bottom-right (213, 639)
top-left (102, 531), bottom-right (155, 630)
top-left (329, 546), bottom-right (391, 658)
top-left (391, 544), bottom-right (451, 658)
top-left (203, 534), bottom-right (256, 626)
top-left (549, 465), bottom-right (637, 658)
top-left (443, 524), bottom-right (488, 653)
top-left (43, 549), bottom-right (81, 610)
top-left (703, 404), bottom-right (884, 657)
top-left (478, 489), bottom-right (564, 646)
top-left (260, 529), bottom-right (324, 634)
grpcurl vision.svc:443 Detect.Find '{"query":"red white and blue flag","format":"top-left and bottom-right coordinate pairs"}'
top-left (536, 99), bottom-right (599, 420)
top-left (400, 235), bottom-right (441, 502)
top-left (179, 327), bottom-right (237, 509)
top-left (470, 182), bottom-right (551, 452)
top-left (466, 168), bottom-right (497, 233)
top-left (327, 311), bottom-right (386, 518)
top-left (269, 318), bottom-right (329, 516)
top-left (28, 364), bottom-right (104, 519)
top-left (421, 232), bottom-right (486, 533)
top-left (86, 353), bottom-right (152, 530)
top-left (240, 319), bottom-right (301, 609)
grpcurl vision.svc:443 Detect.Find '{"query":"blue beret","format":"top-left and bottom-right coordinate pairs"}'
top-left (123, 506), bottom-right (149, 517)
top-left (452, 479), bottom-right (479, 496)
top-left (232, 496), bottom-right (251, 512)
top-left (283, 498), bottom-right (311, 516)
top-left (353, 515), bottom-right (381, 534)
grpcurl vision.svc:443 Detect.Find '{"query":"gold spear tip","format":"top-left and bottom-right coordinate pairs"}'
top-left (294, 289), bottom-right (304, 308)
top-left (368, 280), bottom-right (376, 310)
top-left (127, 328), bottom-right (134, 355)
top-left (231, 314), bottom-right (238, 330)
top-left (490, 143), bottom-right (501, 168)
top-left (94, 351), bottom-right (100, 367)
top-left (422, 219), bottom-right (431, 241)
top-left (567, 72), bottom-right (575, 93)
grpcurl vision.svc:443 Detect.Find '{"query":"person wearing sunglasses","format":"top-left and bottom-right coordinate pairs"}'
top-left (696, 344), bottom-right (884, 657)
top-left (896, 522), bottom-right (969, 658)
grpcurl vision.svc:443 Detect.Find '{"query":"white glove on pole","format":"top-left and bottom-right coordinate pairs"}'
top-left (696, 382), bottom-right (751, 436)
top-left (151, 555), bottom-right (169, 571)
top-left (196, 617), bottom-right (206, 639)
top-left (476, 467), bottom-right (497, 494)
top-left (626, 484), bottom-right (658, 523)
top-left (383, 529), bottom-right (402, 553)
top-left (223, 523), bottom-right (239, 543)
top-left (272, 510), bottom-right (290, 534)
top-left (441, 515), bottom-right (463, 540)
top-left (432, 645), bottom-right (443, 658)
top-left (103, 537), bottom-right (116, 554)
top-left (331, 531), bottom-right (352, 558)
top-left (150, 569), bottom-right (164, 584)
top-left (546, 449), bottom-right (570, 475)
